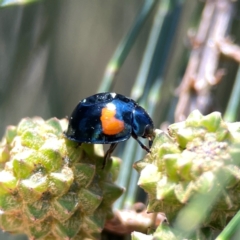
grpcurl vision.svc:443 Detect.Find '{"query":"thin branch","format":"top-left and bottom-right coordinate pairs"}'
top-left (175, 0), bottom-right (234, 122)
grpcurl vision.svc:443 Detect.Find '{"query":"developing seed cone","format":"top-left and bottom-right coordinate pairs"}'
top-left (0, 117), bottom-right (123, 240)
top-left (134, 110), bottom-right (240, 230)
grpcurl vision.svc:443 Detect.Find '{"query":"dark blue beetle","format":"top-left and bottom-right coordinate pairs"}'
top-left (65, 92), bottom-right (154, 168)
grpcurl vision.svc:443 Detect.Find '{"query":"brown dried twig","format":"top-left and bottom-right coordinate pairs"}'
top-left (104, 203), bottom-right (167, 235)
top-left (175, 0), bottom-right (234, 122)
top-left (218, 38), bottom-right (240, 62)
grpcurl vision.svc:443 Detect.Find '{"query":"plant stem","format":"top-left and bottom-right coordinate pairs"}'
top-left (98, 0), bottom-right (157, 93)
top-left (216, 210), bottom-right (240, 240)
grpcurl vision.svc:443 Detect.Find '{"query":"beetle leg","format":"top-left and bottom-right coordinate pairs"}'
top-left (75, 142), bottom-right (82, 148)
top-left (102, 143), bottom-right (118, 169)
top-left (132, 133), bottom-right (150, 153)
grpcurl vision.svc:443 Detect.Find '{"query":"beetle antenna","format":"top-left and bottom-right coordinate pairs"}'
top-left (149, 139), bottom-right (153, 148)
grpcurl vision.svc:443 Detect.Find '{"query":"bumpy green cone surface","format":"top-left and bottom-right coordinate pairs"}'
top-left (0, 117), bottom-right (123, 240)
top-left (134, 110), bottom-right (240, 229)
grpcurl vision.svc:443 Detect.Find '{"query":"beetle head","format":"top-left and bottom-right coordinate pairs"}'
top-left (132, 106), bottom-right (154, 142)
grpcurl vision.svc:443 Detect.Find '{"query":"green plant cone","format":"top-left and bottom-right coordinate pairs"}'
top-left (0, 117), bottom-right (123, 239)
top-left (134, 110), bottom-right (240, 230)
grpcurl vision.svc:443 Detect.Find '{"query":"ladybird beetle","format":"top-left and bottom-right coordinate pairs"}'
top-left (65, 92), bottom-right (154, 168)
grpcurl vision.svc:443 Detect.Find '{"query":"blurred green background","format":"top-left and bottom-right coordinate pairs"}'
top-left (0, 0), bottom-right (152, 137)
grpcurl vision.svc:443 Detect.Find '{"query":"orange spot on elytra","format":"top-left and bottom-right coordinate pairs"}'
top-left (100, 107), bottom-right (124, 135)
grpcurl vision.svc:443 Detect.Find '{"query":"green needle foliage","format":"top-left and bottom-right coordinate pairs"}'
top-left (0, 0), bottom-right (38, 7)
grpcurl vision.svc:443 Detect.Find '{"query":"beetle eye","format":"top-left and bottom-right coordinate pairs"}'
top-left (143, 124), bottom-right (154, 138)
